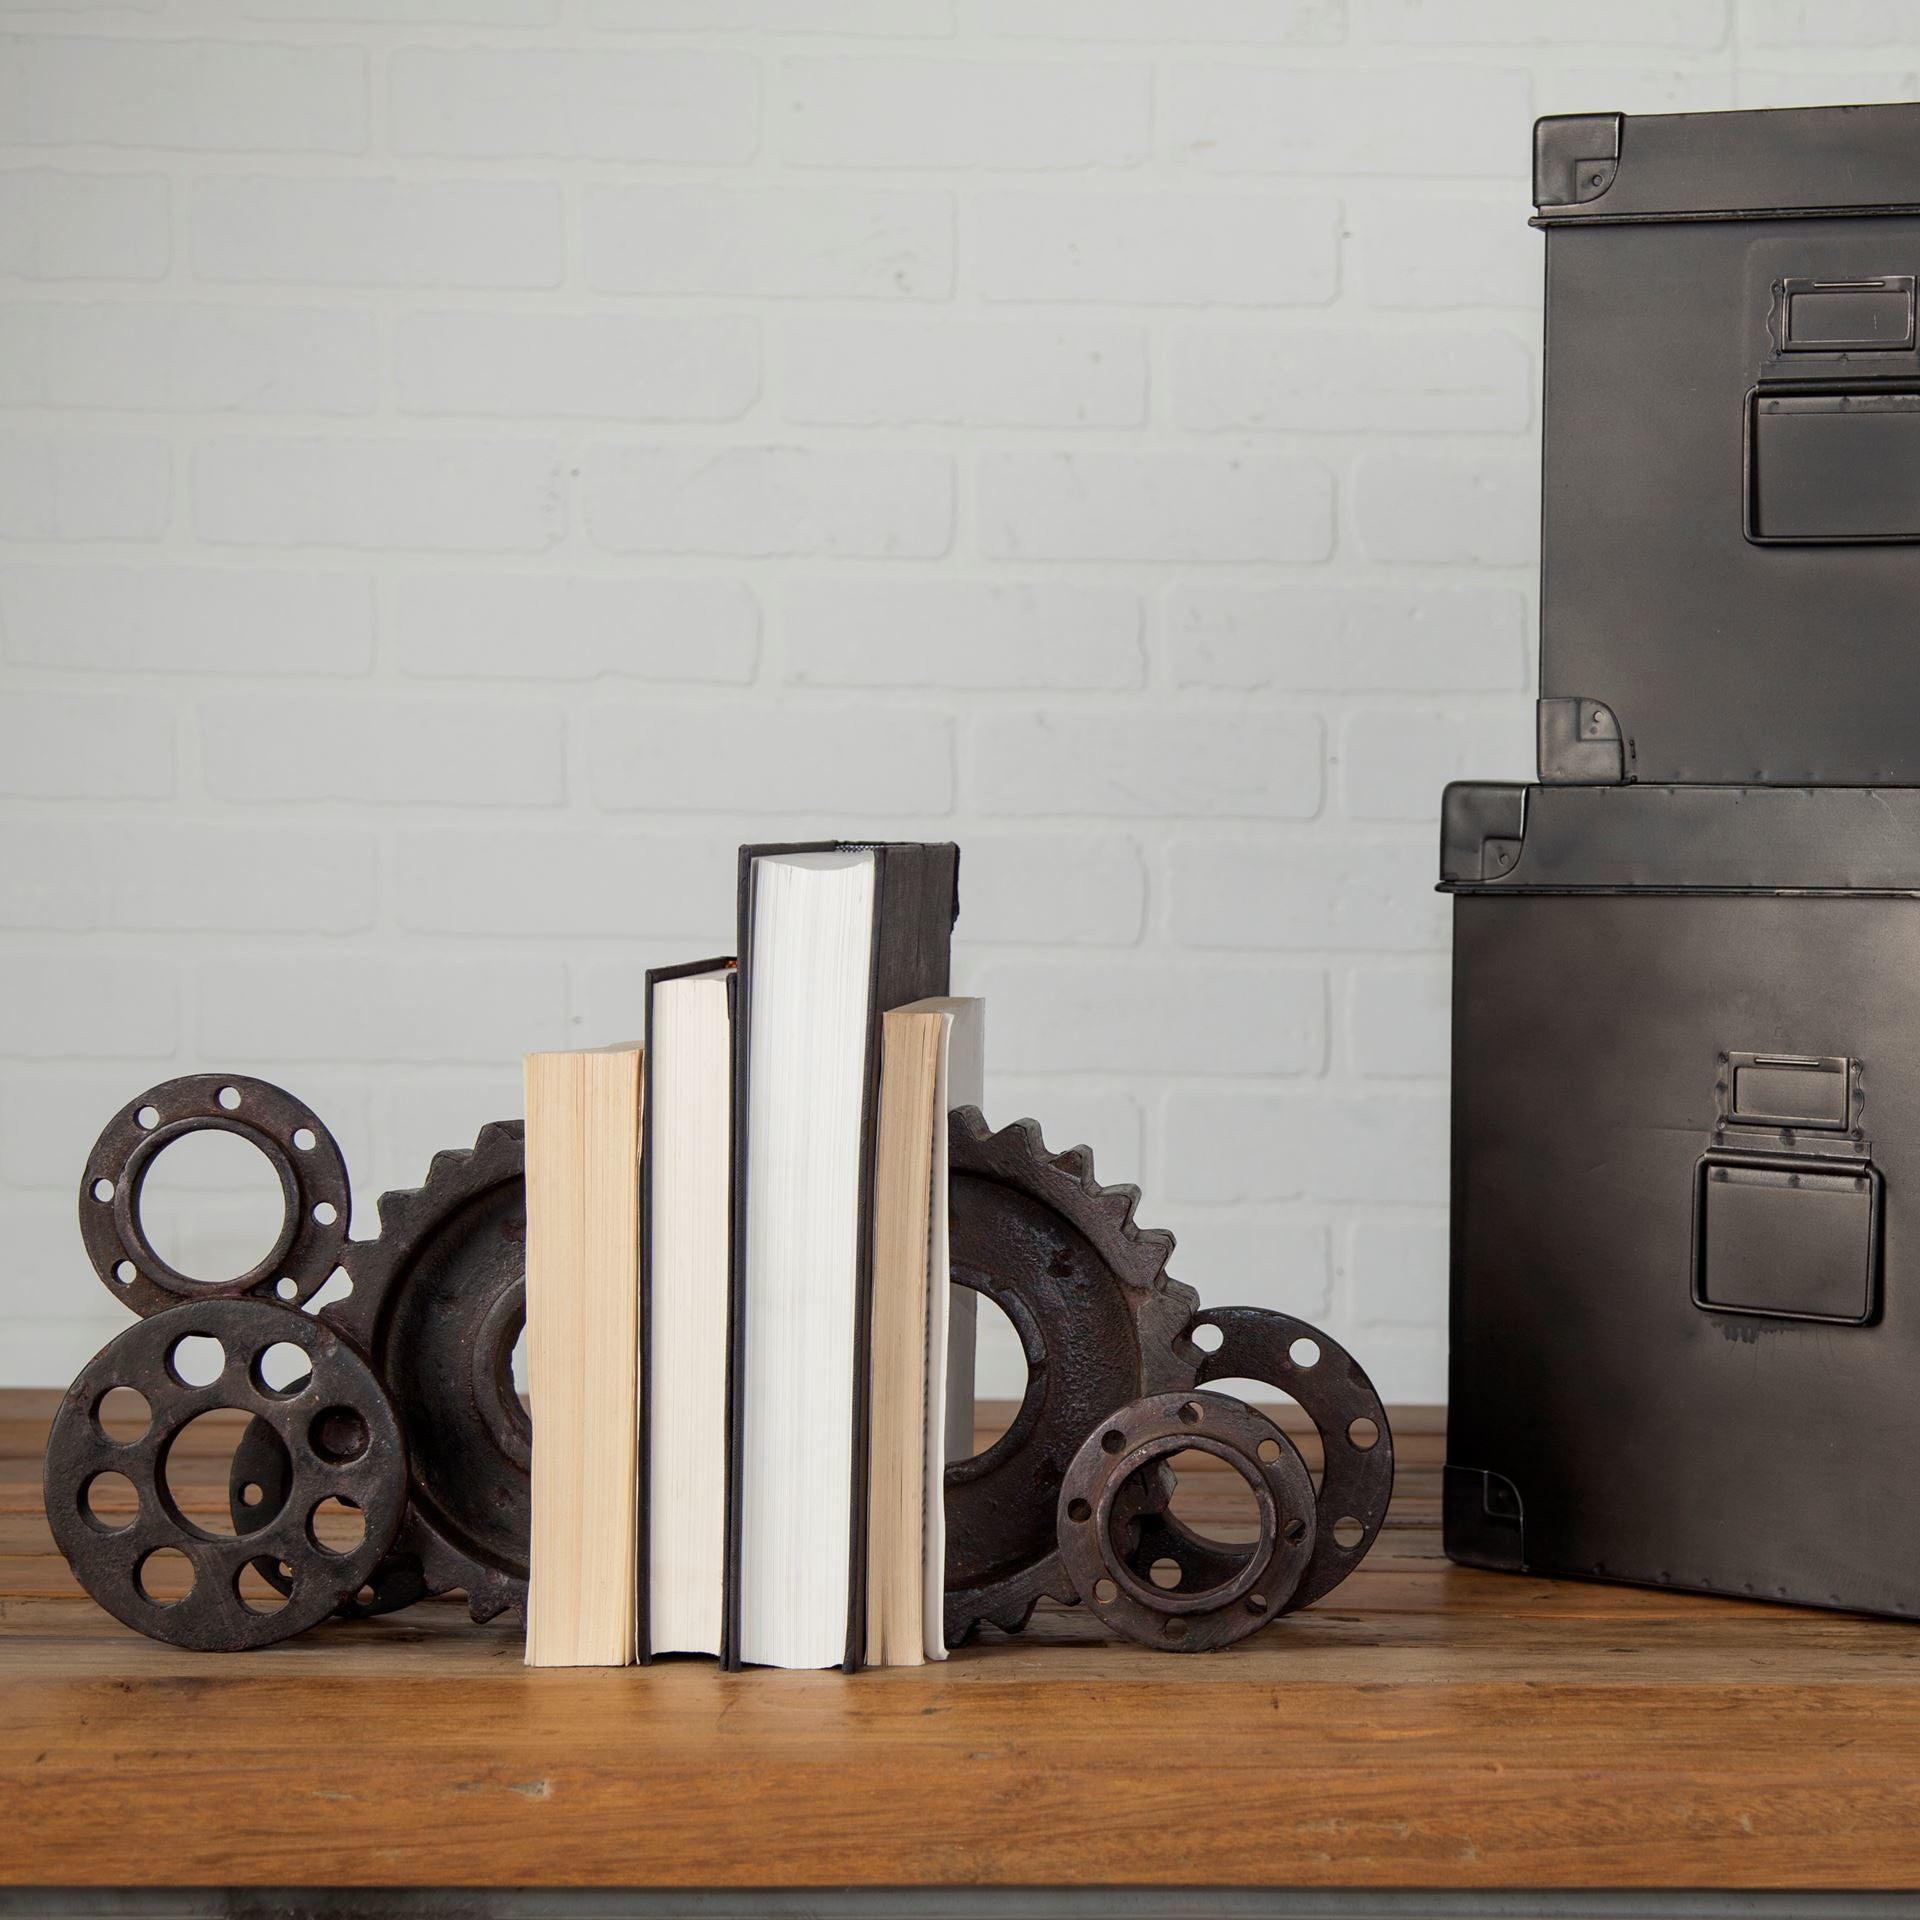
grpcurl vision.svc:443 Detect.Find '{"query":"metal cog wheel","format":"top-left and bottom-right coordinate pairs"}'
top-left (943, 1106), bottom-right (1199, 1646)
top-left (230, 1119), bottom-right (530, 1624)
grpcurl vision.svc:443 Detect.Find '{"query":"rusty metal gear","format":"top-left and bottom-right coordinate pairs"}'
top-left (43, 1298), bottom-right (407, 1652)
top-left (230, 1119), bottom-right (530, 1624)
top-left (1057, 1390), bottom-right (1318, 1653)
top-left (1128, 1306), bottom-right (1394, 1612)
top-left (943, 1107), bottom-right (1199, 1646)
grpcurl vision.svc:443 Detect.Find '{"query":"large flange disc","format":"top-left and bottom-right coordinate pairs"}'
top-left (1131, 1306), bottom-right (1395, 1610)
top-left (44, 1300), bottom-right (406, 1651)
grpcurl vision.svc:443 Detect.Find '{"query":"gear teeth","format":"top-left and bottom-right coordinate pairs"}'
top-left (424, 1145), bottom-right (473, 1187)
top-left (375, 1185), bottom-right (423, 1235)
top-left (951, 1105), bottom-right (1179, 1280)
top-left (370, 1121), bottom-right (522, 1239)
top-left (1050, 1143), bottom-right (1094, 1182)
top-left (339, 1113), bottom-right (530, 1622)
top-left (986, 1600), bottom-right (1039, 1635)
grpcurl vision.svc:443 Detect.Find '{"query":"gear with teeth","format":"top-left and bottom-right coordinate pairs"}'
top-left (229, 1117), bottom-right (531, 1624)
top-left (943, 1106), bottom-right (1200, 1647)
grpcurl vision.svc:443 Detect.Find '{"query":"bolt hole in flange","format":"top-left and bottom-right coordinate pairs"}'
top-left (254, 1342), bottom-right (313, 1397)
top-left (168, 1336), bottom-right (225, 1389)
top-left (137, 1547), bottom-right (194, 1606)
top-left (236, 1560), bottom-right (293, 1616)
top-left (308, 1496), bottom-right (367, 1556)
top-left (82, 1471), bottom-right (138, 1533)
top-left (95, 1385), bottom-right (151, 1444)
top-left (310, 1405), bottom-right (370, 1465)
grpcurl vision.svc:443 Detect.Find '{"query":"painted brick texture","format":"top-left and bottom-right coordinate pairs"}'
top-left (0, 1), bottom-right (1876, 1399)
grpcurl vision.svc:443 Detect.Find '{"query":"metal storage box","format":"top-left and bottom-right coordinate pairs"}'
top-left (1535, 101), bottom-right (1920, 786)
top-left (1442, 780), bottom-right (1920, 1618)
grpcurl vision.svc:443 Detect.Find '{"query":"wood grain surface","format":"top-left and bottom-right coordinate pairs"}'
top-left (5, 1390), bottom-right (1919, 1892)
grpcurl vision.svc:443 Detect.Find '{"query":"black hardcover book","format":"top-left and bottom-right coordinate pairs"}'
top-left (640, 956), bottom-right (735, 1663)
top-left (722, 842), bottom-right (960, 1671)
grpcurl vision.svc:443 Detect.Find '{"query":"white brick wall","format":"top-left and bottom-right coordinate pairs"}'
top-left (0, 1), bottom-right (1892, 1400)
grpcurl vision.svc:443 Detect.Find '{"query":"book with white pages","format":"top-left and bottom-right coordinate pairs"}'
top-left (640, 958), bottom-right (735, 1660)
top-left (724, 842), bottom-right (960, 1672)
top-left (865, 996), bottom-right (984, 1667)
top-left (522, 1040), bottom-right (644, 1669)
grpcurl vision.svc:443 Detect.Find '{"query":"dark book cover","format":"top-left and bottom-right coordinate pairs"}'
top-left (722, 842), bottom-right (961, 1672)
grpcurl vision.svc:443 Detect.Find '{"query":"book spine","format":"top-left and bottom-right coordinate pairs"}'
top-left (637, 977), bottom-right (658, 1665)
top-left (842, 843), bottom-right (959, 1672)
top-left (721, 858), bottom-right (762, 1671)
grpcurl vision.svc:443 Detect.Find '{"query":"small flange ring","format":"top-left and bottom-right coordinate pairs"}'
top-left (79, 1075), bottom-right (351, 1317)
top-left (1057, 1390), bottom-right (1317, 1654)
top-left (43, 1298), bottom-right (407, 1652)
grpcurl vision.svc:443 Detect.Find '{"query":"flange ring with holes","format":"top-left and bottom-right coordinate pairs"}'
top-left (1133, 1307), bottom-right (1395, 1611)
top-left (1057, 1390), bottom-right (1317, 1653)
top-left (42, 1298), bottom-right (406, 1651)
top-left (78, 1075), bottom-right (351, 1318)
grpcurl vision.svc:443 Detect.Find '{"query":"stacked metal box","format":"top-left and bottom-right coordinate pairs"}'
top-left (1443, 104), bottom-right (1920, 1618)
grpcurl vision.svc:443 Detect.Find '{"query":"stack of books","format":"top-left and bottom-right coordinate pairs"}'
top-left (520, 840), bottom-right (979, 1672)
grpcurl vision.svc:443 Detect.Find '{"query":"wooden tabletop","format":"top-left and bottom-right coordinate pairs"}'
top-left (5, 1388), bottom-right (1920, 1896)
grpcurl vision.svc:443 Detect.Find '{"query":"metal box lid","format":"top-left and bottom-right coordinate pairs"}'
top-left (1440, 781), bottom-right (1920, 892)
top-left (1535, 103), bottom-right (1920, 225)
